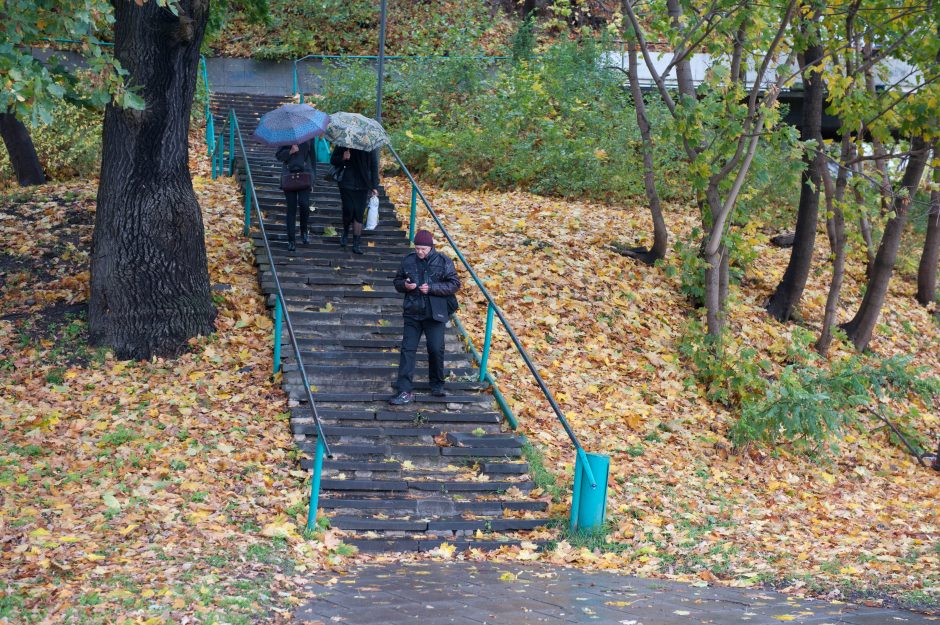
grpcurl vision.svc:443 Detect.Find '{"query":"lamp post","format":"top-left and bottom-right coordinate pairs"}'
top-left (376, 0), bottom-right (387, 123)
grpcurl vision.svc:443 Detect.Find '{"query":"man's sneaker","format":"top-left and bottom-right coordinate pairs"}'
top-left (388, 391), bottom-right (414, 406)
top-left (430, 388), bottom-right (448, 397)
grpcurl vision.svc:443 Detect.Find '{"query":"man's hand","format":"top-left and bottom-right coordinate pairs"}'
top-left (418, 283), bottom-right (430, 294)
top-left (404, 278), bottom-right (417, 291)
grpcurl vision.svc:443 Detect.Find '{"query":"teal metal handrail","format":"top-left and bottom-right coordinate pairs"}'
top-left (383, 144), bottom-right (598, 489)
top-left (292, 53), bottom-right (510, 103)
top-left (286, 51), bottom-right (598, 491)
top-left (199, 55), bottom-right (215, 156)
top-left (216, 110), bottom-right (333, 529)
top-left (199, 64), bottom-right (333, 530)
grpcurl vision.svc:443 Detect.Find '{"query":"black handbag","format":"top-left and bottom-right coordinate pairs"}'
top-left (280, 171), bottom-right (312, 191)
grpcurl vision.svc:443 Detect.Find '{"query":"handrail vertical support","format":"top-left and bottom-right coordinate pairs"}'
top-left (409, 184), bottom-right (417, 243)
top-left (479, 303), bottom-right (495, 382)
top-left (228, 111), bottom-right (236, 176)
top-left (243, 176), bottom-right (252, 236)
top-left (273, 296), bottom-right (283, 374)
top-left (293, 61), bottom-right (300, 102)
top-left (206, 113), bottom-right (215, 156)
top-left (306, 437), bottom-right (326, 531)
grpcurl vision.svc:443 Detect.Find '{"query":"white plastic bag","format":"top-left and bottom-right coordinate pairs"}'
top-left (364, 195), bottom-right (379, 230)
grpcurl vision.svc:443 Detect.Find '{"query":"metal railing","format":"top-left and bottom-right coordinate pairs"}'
top-left (287, 52), bottom-right (598, 491)
top-left (200, 57), bottom-right (333, 530)
top-left (291, 53), bottom-right (510, 103)
top-left (383, 144), bottom-right (598, 490)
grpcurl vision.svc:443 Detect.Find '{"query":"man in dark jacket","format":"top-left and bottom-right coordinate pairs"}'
top-left (389, 229), bottom-right (461, 405)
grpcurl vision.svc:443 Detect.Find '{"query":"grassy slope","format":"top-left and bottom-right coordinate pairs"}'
top-left (383, 175), bottom-right (939, 610)
top-left (0, 136), bottom-right (348, 624)
top-left (209, 0), bottom-right (518, 59)
top-left (1, 134), bottom-right (936, 620)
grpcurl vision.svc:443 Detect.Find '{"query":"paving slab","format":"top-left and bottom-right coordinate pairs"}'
top-left (294, 561), bottom-right (937, 625)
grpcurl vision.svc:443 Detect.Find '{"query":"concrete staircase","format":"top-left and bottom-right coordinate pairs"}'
top-left (210, 93), bottom-right (551, 552)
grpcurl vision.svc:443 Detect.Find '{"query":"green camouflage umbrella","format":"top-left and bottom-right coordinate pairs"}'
top-left (324, 112), bottom-right (389, 152)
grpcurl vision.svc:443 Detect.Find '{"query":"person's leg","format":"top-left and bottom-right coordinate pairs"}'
top-left (339, 189), bottom-right (353, 247)
top-left (352, 191), bottom-right (367, 254)
top-left (425, 319), bottom-right (446, 394)
top-left (298, 188), bottom-right (311, 244)
top-left (394, 317), bottom-right (422, 395)
top-left (285, 191), bottom-right (298, 249)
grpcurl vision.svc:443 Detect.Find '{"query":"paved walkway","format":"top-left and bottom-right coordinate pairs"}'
top-left (294, 561), bottom-right (935, 625)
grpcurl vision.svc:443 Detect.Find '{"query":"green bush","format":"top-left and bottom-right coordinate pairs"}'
top-left (679, 319), bottom-right (769, 408)
top-left (0, 101), bottom-right (102, 184)
top-left (730, 330), bottom-right (940, 453)
top-left (317, 38), bottom-right (690, 203)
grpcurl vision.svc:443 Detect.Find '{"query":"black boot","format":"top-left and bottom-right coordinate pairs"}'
top-left (352, 235), bottom-right (363, 254)
top-left (340, 227), bottom-right (348, 248)
top-left (301, 227), bottom-right (309, 245)
top-left (287, 240), bottom-right (296, 252)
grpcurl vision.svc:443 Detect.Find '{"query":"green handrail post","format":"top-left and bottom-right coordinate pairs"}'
top-left (479, 303), bottom-right (495, 382)
top-left (200, 55), bottom-right (214, 156)
top-left (273, 296), bottom-right (283, 373)
top-left (243, 176), bottom-right (252, 236)
top-left (570, 449), bottom-right (609, 533)
top-left (219, 131), bottom-right (226, 175)
top-left (228, 110), bottom-right (236, 176)
top-left (292, 60), bottom-right (300, 102)
top-left (210, 139), bottom-right (217, 179)
top-left (306, 437), bottom-right (326, 531)
top-left (449, 313), bottom-right (518, 430)
top-left (206, 112), bottom-right (215, 156)
top-left (408, 184), bottom-right (417, 243)
top-left (218, 132), bottom-right (225, 177)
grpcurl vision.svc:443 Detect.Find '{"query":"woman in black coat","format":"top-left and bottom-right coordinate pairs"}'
top-left (330, 145), bottom-right (379, 254)
top-left (276, 140), bottom-right (317, 252)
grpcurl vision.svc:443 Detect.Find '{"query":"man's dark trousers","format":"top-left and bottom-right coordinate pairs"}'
top-left (396, 316), bottom-right (446, 393)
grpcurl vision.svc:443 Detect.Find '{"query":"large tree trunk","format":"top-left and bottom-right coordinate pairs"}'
top-left (766, 39), bottom-right (825, 322)
top-left (842, 137), bottom-right (931, 351)
top-left (89, 0), bottom-right (215, 360)
top-left (0, 112), bottom-right (46, 186)
top-left (619, 41), bottom-right (667, 265)
top-left (916, 148), bottom-right (939, 306)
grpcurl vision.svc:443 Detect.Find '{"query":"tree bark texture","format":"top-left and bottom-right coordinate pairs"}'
top-left (842, 137), bottom-right (931, 351)
top-left (766, 38), bottom-right (825, 322)
top-left (916, 148), bottom-right (939, 306)
top-left (859, 213), bottom-right (876, 277)
top-left (666, 0), bottom-right (696, 98)
top-left (703, 186), bottom-right (729, 336)
top-left (816, 137), bottom-right (852, 355)
top-left (89, 0), bottom-right (215, 360)
top-left (0, 112), bottom-right (46, 186)
top-left (624, 41), bottom-right (668, 264)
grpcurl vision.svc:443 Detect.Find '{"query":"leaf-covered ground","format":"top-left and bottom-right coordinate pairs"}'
top-left (383, 175), bottom-right (940, 612)
top-left (0, 142), bottom-right (350, 624)
top-left (2, 135), bottom-right (937, 623)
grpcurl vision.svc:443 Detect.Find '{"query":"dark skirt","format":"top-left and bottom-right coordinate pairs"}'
top-left (340, 188), bottom-right (369, 226)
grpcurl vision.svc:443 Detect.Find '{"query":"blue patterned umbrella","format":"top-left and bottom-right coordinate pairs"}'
top-left (251, 103), bottom-right (330, 146)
